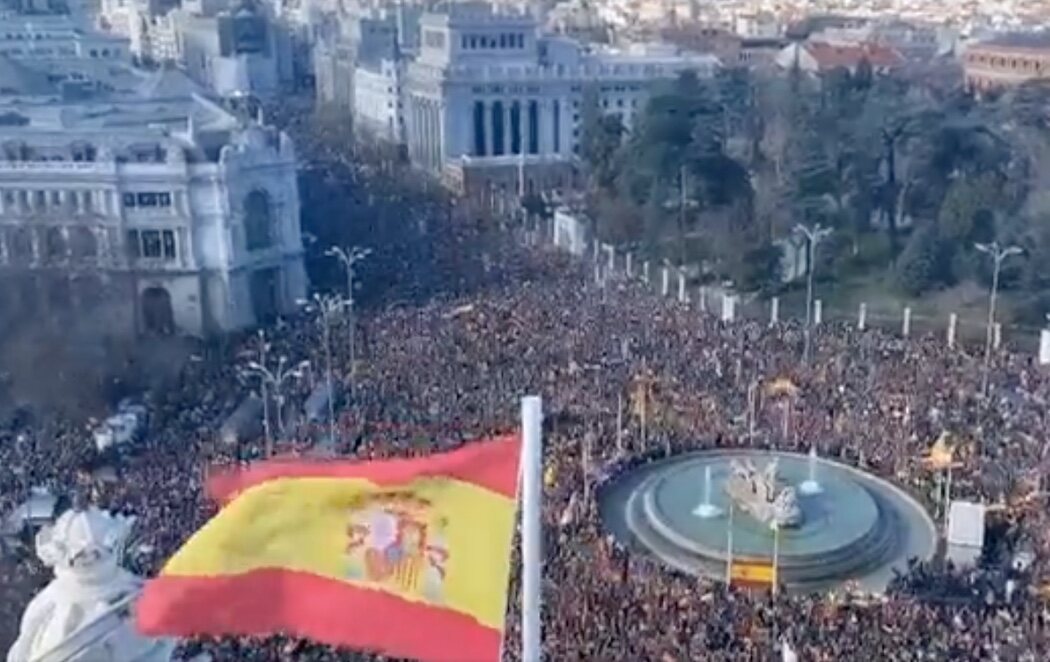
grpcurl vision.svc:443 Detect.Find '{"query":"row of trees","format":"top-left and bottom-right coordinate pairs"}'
top-left (579, 63), bottom-right (1050, 324)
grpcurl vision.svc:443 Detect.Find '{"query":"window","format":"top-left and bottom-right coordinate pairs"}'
top-left (34, 191), bottom-right (45, 208)
top-left (137, 192), bottom-right (158, 207)
top-left (162, 230), bottom-right (176, 259)
top-left (424, 30), bottom-right (445, 49)
top-left (126, 230), bottom-right (140, 258)
top-left (158, 192), bottom-right (171, 207)
top-left (142, 230), bottom-right (162, 258)
top-left (123, 193), bottom-right (136, 208)
top-left (50, 191), bottom-right (61, 206)
top-left (244, 190), bottom-right (274, 251)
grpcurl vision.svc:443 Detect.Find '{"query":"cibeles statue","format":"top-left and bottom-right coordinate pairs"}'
top-left (7, 505), bottom-right (175, 662)
top-left (725, 458), bottom-right (803, 529)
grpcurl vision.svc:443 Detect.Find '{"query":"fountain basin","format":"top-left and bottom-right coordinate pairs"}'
top-left (600, 449), bottom-right (937, 593)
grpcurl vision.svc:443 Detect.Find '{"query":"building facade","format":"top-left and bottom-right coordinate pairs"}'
top-left (175, 1), bottom-right (285, 99)
top-left (964, 34), bottom-right (1050, 94)
top-left (398, 3), bottom-right (719, 196)
top-left (0, 74), bottom-right (306, 337)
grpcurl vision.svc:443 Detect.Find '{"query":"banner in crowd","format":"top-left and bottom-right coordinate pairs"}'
top-left (729, 561), bottom-right (775, 585)
top-left (137, 435), bottom-right (522, 662)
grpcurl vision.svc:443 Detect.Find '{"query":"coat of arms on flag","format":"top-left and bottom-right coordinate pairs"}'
top-left (345, 493), bottom-right (450, 604)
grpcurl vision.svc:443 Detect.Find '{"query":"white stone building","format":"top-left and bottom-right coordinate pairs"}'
top-left (353, 56), bottom-right (404, 142)
top-left (0, 9), bottom-right (130, 62)
top-left (174, 0), bottom-right (290, 99)
top-left (0, 68), bottom-right (307, 338)
top-left (397, 3), bottom-right (719, 196)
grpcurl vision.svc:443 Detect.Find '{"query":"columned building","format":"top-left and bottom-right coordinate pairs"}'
top-left (964, 34), bottom-right (1050, 95)
top-left (399, 3), bottom-right (719, 198)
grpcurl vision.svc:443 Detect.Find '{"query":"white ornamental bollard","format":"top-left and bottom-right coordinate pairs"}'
top-left (661, 267), bottom-right (670, 297)
top-left (947, 313), bottom-right (958, 350)
top-left (993, 322), bottom-right (1002, 350)
top-left (814, 299), bottom-right (823, 326)
top-left (902, 307), bottom-right (912, 337)
top-left (1039, 329), bottom-right (1050, 365)
top-left (858, 302), bottom-right (867, 331)
top-left (604, 244), bottom-right (615, 272)
top-left (770, 297), bottom-right (780, 326)
top-left (625, 253), bottom-right (633, 278)
top-left (643, 261), bottom-right (650, 284)
top-left (678, 273), bottom-right (687, 303)
top-left (698, 287), bottom-right (708, 313)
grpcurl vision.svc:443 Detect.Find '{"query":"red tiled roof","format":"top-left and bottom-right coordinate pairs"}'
top-left (805, 41), bottom-right (904, 70)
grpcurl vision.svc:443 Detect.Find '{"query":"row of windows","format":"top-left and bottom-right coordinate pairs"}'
top-left (0, 47), bottom-right (77, 57)
top-left (126, 229), bottom-right (178, 261)
top-left (460, 32), bottom-right (525, 50)
top-left (123, 192), bottom-right (173, 209)
top-left (2, 189), bottom-right (95, 213)
top-left (969, 53), bottom-right (1050, 72)
top-left (1, 225), bottom-right (99, 262)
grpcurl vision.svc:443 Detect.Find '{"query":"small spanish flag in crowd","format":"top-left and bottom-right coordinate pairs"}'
top-left (137, 435), bottom-right (522, 662)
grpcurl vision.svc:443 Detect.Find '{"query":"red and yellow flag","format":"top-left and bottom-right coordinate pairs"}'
top-left (137, 436), bottom-right (521, 662)
top-left (730, 562), bottom-right (775, 585)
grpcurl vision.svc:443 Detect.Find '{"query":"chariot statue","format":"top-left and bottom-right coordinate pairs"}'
top-left (7, 504), bottom-right (174, 662)
top-left (724, 458), bottom-right (803, 529)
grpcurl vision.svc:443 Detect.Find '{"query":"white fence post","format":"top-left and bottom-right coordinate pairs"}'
top-left (604, 244), bottom-right (615, 272)
top-left (858, 302), bottom-right (867, 331)
top-left (721, 294), bottom-right (737, 322)
top-left (643, 261), bottom-right (650, 285)
top-left (814, 299), bottom-right (823, 326)
top-left (770, 297), bottom-right (780, 326)
top-left (947, 313), bottom-right (958, 350)
top-left (677, 273), bottom-right (687, 303)
top-left (993, 322), bottom-right (1002, 350)
top-left (699, 287), bottom-right (708, 313)
top-left (625, 253), bottom-right (633, 278)
top-left (1040, 329), bottom-right (1050, 365)
top-left (661, 267), bottom-right (670, 297)
top-left (902, 307), bottom-right (912, 337)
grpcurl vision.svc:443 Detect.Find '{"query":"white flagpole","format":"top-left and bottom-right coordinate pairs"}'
top-left (772, 522), bottom-right (781, 597)
top-left (725, 501), bottom-right (735, 585)
top-left (616, 392), bottom-right (624, 454)
top-left (943, 463), bottom-right (953, 534)
top-left (521, 396), bottom-right (543, 662)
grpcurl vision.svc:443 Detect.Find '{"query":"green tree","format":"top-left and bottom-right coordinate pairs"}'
top-left (894, 226), bottom-right (947, 295)
top-left (580, 84), bottom-right (625, 191)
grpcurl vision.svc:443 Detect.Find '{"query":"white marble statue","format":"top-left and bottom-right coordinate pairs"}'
top-left (725, 458), bottom-right (803, 529)
top-left (7, 506), bottom-right (174, 662)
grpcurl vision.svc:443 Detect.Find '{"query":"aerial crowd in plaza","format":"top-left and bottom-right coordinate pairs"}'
top-left (2, 211), bottom-right (1050, 661)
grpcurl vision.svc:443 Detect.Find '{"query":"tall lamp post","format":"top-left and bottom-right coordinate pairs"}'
top-left (974, 241), bottom-right (1022, 399)
top-left (793, 223), bottom-right (832, 365)
top-left (241, 355), bottom-right (310, 458)
top-left (326, 245), bottom-right (372, 389)
top-left (300, 293), bottom-right (346, 447)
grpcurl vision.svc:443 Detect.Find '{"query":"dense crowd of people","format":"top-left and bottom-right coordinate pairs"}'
top-left (2, 209), bottom-right (1050, 661)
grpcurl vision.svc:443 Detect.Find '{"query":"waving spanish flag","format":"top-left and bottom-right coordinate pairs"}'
top-left (137, 436), bottom-right (521, 662)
